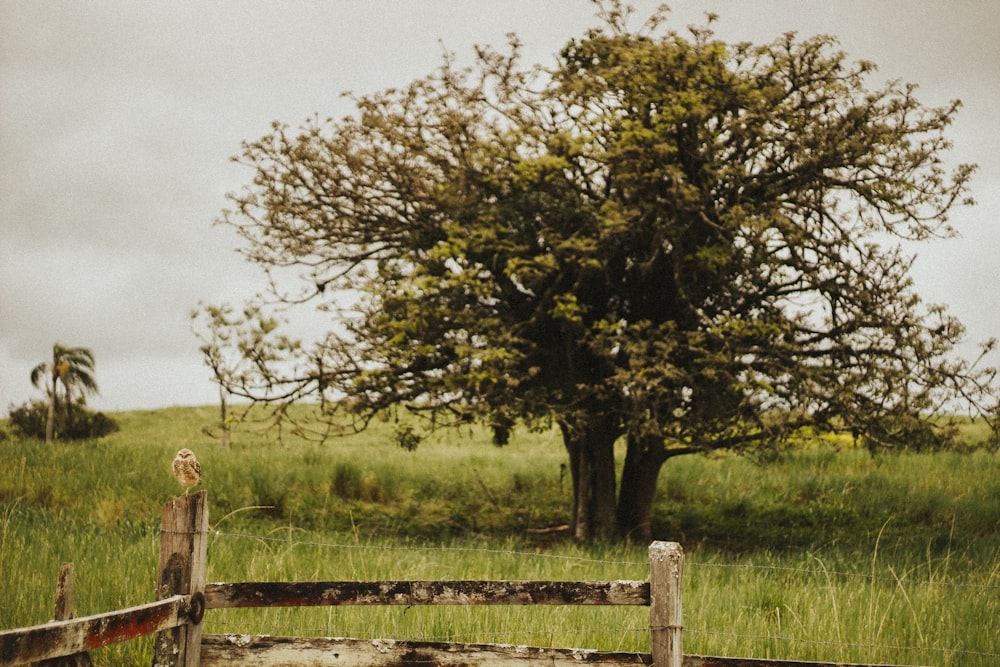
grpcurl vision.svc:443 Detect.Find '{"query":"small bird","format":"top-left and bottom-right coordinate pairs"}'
top-left (172, 448), bottom-right (202, 494)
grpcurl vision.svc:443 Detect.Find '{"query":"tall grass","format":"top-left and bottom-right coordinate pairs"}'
top-left (2, 406), bottom-right (999, 665)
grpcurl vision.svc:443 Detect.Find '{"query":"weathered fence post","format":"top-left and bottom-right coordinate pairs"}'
top-left (153, 491), bottom-right (208, 667)
top-left (649, 541), bottom-right (683, 667)
top-left (32, 562), bottom-right (94, 667)
top-left (53, 563), bottom-right (75, 623)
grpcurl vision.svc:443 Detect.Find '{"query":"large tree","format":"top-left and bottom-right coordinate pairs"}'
top-left (216, 4), bottom-right (996, 540)
top-left (30, 343), bottom-right (99, 442)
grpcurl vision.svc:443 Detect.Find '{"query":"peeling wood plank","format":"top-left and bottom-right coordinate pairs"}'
top-left (0, 596), bottom-right (189, 666)
top-left (199, 634), bottom-right (653, 667)
top-left (203, 580), bottom-right (650, 609)
top-left (682, 657), bottom-right (931, 667)
top-left (199, 636), bottom-right (925, 667)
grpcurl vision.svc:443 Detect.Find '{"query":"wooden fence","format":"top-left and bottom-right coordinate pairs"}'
top-left (0, 492), bottom-right (924, 667)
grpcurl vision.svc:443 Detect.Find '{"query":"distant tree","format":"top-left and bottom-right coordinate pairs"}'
top-left (30, 344), bottom-right (99, 442)
top-left (214, 2), bottom-right (997, 540)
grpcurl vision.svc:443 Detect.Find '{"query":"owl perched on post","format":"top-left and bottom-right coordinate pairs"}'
top-left (172, 448), bottom-right (201, 494)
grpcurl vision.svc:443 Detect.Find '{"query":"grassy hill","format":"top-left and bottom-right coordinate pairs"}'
top-left (2, 406), bottom-right (998, 665)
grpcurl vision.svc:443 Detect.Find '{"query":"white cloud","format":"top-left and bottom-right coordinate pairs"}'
top-left (2, 0), bottom-right (998, 411)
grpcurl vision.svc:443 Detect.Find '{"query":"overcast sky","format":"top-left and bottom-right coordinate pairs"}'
top-left (1, 1), bottom-right (998, 412)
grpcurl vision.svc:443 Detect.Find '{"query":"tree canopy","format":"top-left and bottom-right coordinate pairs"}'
top-left (213, 3), bottom-right (997, 540)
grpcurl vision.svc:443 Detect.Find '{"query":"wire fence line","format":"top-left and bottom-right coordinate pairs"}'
top-left (685, 559), bottom-right (999, 589)
top-left (209, 529), bottom-right (1000, 591)
top-left (210, 530), bottom-right (647, 565)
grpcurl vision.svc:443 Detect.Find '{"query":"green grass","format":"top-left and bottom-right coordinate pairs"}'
top-left (2, 406), bottom-right (999, 665)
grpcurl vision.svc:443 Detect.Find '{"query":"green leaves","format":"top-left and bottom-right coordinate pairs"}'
top-left (213, 3), bottom-right (996, 536)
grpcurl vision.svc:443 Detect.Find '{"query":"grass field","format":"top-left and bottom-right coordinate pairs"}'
top-left (1, 406), bottom-right (999, 665)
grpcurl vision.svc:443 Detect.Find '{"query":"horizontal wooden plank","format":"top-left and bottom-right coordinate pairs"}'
top-left (200, 634), bottom-right (653, 667)
top-left (683, 656), bottom-right (929, 667)
top-left (200, 636), bottom-right (925, 667)
top-left (0, 595), bottom-right (190, 666)
top-left (204, 580), bottom-right (650, 609)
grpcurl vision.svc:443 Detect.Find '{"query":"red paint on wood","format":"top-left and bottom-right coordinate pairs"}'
top-left (83, 602), bottom-right (176, 649)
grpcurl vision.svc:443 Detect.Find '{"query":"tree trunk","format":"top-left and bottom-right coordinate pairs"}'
top-left (560, 422), bottom-right (580, 532)
top-left (617, 434), bottom-right (668, 542)
top-left (63, 382), bottom-right (73, 436)
top-left (561, 417), bottom-right (699, 543)
top-left (45, 395), bottom-right (56, 442)
top-left (560, 413), bottom-right (620, 542)
top-left (618, 435), bottom-right (700, 542)
top-left (45, 378), bottom-right (57, 443)
top-left (219, 385), bottom-right (231, 449)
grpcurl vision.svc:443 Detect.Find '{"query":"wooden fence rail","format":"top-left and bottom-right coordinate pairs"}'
top-left (0, 594), bottom-right (195, 666)
top-left (0, 492), bottom-right (928, 667)
top-left (195, 544), bottom-right (678, 667)
top-left (203, 579), bottom-right (651, 608)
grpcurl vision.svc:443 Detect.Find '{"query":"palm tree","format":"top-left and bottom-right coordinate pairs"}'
top-left (30, 344), bottom-right (99, 442)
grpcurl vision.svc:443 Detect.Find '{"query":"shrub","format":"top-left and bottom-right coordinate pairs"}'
top-left (6, 399), bottom-right (119, 440)
top-left (66, 407), bottom-right (120, 439)
top-left (6, 400), bottom-right (47, 439)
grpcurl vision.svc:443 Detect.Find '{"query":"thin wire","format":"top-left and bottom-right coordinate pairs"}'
top-left (160, 529), bottom-right (205, 535)
top-left (213, 530), bottom-right (648, 566)
top-left (686, 559), bottom-right (1000, 590)
top-left (209, 530), bottom-right (1000, 590)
